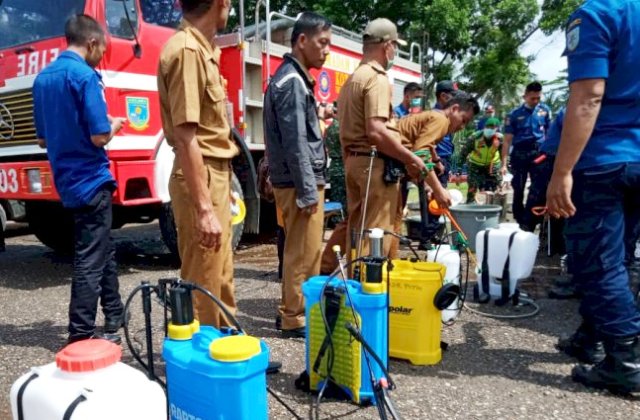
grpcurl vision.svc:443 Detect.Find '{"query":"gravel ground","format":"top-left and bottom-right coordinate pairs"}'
top-left (1, 222), bottom-right (639, 419)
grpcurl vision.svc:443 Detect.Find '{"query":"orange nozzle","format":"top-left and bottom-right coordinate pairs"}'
top-left (429, 200), bottom-right (446, 216)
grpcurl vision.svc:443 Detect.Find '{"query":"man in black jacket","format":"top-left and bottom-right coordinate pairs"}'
top-left (264, 12), bottom-right (332, 338)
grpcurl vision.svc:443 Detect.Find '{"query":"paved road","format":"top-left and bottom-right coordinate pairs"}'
top-left (1, 223), bottom-right (638, 419)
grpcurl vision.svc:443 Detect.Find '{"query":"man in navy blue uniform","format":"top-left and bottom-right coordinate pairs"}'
top-left (433, 80), bottom-right (458, 185)
top-left (501, 82), bottom-right (551, 227)
top-left (393, 82), bottom-right (423, 119)
top-left (418, 81), bottom-right (459, 248)
top-left (547, 0), bottom-right (640, 395)
top-left (33, 15), bottom-right (127, 345)
top-left (523, 108), bottom-right (566, 251)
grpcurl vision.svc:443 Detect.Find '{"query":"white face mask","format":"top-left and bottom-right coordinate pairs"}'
top-left (385, 43), bottom-right (395, 71)
top-left (483, 128), bottom-right (496, 138)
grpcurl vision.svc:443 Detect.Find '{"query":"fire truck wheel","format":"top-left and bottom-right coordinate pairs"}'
top-left (0, 203), bottom-right (6, 231)
top-left (26, 201), bottom-right (74, 255)
top-left (159, 173), bottom-right (245, 260)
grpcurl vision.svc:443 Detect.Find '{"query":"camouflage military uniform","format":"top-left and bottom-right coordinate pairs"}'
top-left (325, 120), bottom-right (347, 213)
top-left (461, 130), bottom-right (502, 203)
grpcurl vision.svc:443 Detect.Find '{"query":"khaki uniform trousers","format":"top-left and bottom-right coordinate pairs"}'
top-left (274, 187), bottom-right (325, 330)
top-left (345, 156), bottom-right (399, 270)
top-left (320, 219), bottom-right (348, 274)
top-left (169, 158), bottom-right (235, 328)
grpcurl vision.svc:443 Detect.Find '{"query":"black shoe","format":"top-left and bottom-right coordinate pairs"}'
top-left (557, 325), bottom-right (605, 364)
top-left (548, 284), bottom-right (579, 300)
top-left (67, 332), bottom-right (122, 346)
top-left (275, 315), bottom-right (282, 331)
top-left (282, 327), bottom-right (306, 338)
top-left (267, 360), bottom-right (282, 375)
top-left (572, 336), bottom-right (640, 395)
top-left (104, 311), bottom-right (131, 334)
top-left (417, 242), bottom-right (432, 251)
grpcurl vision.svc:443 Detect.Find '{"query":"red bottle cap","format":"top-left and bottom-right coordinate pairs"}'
top-left (56, 339), bottom-right (121, 372)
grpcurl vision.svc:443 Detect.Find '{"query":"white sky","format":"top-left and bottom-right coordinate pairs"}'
top-left (521, 28), bottom-right (567, 83)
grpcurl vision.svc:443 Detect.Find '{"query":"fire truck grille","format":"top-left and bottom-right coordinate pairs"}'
top-left (0, 89), bottom-right (36, 145)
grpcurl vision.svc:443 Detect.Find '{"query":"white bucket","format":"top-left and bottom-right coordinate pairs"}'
top-left (10, 340), bottom-right (166, 420)
top-left (427, 245), bottom-right (461, 322)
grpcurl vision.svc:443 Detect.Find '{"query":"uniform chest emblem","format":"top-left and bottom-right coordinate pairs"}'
top-left (126, 97), bottom-right (150, 131)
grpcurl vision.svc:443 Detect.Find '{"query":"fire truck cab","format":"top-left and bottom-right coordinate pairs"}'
top-left (0, 0), bottom-right (421, 256)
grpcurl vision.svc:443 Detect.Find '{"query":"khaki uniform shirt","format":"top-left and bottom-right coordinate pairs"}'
top-left (158, 19), bottom-right (239, 160)
top-left (337, 60), bottom-right (396, 156)
top-left (398, 110), bottom-right (450, 152)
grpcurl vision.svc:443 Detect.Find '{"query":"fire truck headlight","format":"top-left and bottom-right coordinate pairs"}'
top-left (27, 169), bottom-right (42, 193)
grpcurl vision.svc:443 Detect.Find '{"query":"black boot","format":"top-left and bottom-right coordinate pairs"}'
top-left (557, 324), bottom-right (605, 364)
top-left (572, 336), bottom-right (640, 395)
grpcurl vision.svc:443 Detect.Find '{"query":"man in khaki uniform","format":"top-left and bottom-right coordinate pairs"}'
top-left (157, 0), bottom-right (238, 328)
top-left (338, 18), bottom-right (431, 268)
top-left (389, 93), bottom-right (480, 257)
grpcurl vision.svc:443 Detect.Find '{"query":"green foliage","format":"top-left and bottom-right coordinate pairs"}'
top-left (226, 0), bottom-right (583, 110)
top-left (539, 0), bottom-right (584, 35)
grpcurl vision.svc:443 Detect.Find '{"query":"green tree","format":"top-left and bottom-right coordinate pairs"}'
top-left (232, 0), bottom-right (579, 111)
top-left (539, 0), bottom-right (584, 35)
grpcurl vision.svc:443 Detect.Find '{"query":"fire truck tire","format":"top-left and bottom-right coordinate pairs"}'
top-left (159, 173), bottom-right (245, 259)
top-left (0, 203), bottom-right (7, 231)
top-left (26, 201), bottom-right (74, 255)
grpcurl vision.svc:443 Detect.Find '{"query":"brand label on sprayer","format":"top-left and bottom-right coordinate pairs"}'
top-left (389, 306), bottom-right (413, 315)
top-left (170, 403), bottom-right (203, 420)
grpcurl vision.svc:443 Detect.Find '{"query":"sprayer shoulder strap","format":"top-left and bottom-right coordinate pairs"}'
top-left (500, 231), bottom-right (519, 300)
top-left (481, 230), bottom-right (491, 295)
top-left (312, 288), bottom-right (343, 374)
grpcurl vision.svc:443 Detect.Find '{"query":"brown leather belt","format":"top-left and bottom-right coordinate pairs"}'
top-left (348, 151), bottom-right (378, 158)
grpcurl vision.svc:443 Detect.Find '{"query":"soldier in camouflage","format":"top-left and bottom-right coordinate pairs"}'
top-left (460, 117), bottom-right (503, 203)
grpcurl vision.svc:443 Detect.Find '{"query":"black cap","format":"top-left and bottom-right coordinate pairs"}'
top-left (435, 80), bottom-right (458, 94)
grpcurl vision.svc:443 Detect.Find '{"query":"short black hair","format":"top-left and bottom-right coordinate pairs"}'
top-left (525, 81), bottom-right (543, 93)
top-left (180, 0), bottom-right (214, 16)
top-left (444, 91), bottom-right (480, 115)
top-left (291, 12), bottom-right (332, 47)
top-left (65, 14), bottom-right (104, 46)
top-left (404, 82), bottom-right (423, 95)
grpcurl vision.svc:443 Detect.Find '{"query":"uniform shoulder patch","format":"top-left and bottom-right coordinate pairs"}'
top-left (567, 18), bottom-right (581, 30)
top-left (566, 25), bottom-right (580, 52)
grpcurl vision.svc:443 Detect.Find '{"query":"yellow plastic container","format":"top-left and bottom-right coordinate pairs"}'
top-left (388, 259), bottom-right (445, 365)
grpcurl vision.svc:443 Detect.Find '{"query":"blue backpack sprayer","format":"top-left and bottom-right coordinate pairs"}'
top-left (296, 147), bottom-right (463, 419)
top-left (120, 279), bottom-right (272, 420)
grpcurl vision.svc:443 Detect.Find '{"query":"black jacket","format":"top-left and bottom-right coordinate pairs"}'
top-left (263, 54), bottom-right (326, 208)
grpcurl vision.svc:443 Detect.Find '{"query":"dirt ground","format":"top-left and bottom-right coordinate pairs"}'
top-left (1, 221), bottom-right (639, 419)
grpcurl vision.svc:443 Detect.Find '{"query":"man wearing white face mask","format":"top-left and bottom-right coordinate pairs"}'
top-left (461, 117), bottom-right (504, 203)
top-left (338, 18), bottom-right (429, 267)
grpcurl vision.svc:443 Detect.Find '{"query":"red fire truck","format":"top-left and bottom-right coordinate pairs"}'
top-left (0, 0), bottom-right (422, 255)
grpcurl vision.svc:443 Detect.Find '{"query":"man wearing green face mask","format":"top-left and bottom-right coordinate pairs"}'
top-left (393, 82), bottom-right (424, 118)
top-left (461, 117), bottom-right (503, 203)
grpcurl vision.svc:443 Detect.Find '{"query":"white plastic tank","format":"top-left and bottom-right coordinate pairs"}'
top-left (474, 226), bottom-right (539, 299)
top-left (10, 339), bottom-right (166, 420)
top-left (427, 245), bottom-right (461, 322)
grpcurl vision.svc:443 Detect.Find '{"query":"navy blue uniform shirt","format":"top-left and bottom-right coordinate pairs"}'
top-left (504, 103), bottom-right (551, 146)
top-left (434, 103), bottom-right (454, 158)
top-left (33, 51), bottom-right (114, 208)
top-left (540, 108), bottom-right (565, 156)
top-left (565, 0), bottom-right (640, 170)
top-left (393, 103), bottom-right (409, 119)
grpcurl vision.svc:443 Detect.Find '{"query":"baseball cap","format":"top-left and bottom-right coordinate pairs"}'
top-left (363, 18), bottom-right (407, 46)
top-left (435, 80), bottom-right (458, 94)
